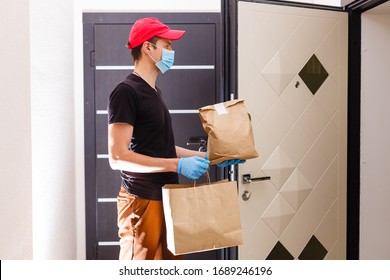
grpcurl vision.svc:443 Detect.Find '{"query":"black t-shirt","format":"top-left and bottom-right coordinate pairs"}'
top-left (108, 74), bottom-right (179, 200)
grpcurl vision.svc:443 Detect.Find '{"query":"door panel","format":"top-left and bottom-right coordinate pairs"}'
top-left (84, 13), bottom-right (222, 260)
top-left (96, 160), bottom-right (120, 198)
top-left (94, 23), bottom-right (216, 66)
top-left (97, 203), bottom-right (118, 241)
top-left (95, 70), bottom-right (131, 109)
top-left (237, 2), bottom-right (347, 260)
top-left (158, 70), bottom-right (216, 109)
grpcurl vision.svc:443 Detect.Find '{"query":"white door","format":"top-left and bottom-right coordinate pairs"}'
top-left (237, 2), bottom-right (348, 260)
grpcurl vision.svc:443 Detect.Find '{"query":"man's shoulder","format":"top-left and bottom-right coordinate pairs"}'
top-left (110, 76), bottom-right (136, 96)
top-left (121, 74), bottom-right (136, 88)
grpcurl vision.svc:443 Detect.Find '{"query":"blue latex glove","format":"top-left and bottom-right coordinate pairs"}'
top-left (205, 151), bottom-right (246, 167)
top-left (216, 159), bottom-right (246, 168)
top-left (177, 156), bottom-right (210, 180)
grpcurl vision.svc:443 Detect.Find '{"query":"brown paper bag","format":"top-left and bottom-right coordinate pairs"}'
top-left (162, 180), bottom-right (243, 255)
top-left (199, 99), bottom-right (259, 165)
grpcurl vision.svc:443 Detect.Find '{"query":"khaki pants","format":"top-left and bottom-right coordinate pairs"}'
top-left (117, 187), bottom-right (183, 260)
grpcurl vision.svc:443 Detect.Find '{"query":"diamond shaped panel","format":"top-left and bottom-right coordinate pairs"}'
top-left (266, 241), bottom-right (294, 260)
top-left (261, 147), bottom-right (295, 190)
top-left (262, 51), bottom-right (296, 96)
top-left (298, 235), bottom-right (328, 260)
top-left (299, 54), bottom-right (328, 95)
top-left (262, 194), bottom-right (295, 237)
top-left (280, 169), bottom-right (313, 211)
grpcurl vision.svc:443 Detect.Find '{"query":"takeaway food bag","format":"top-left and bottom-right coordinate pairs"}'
top-left (162, 180), bottom-right (243, 255)
top-left (199, 99), bottom-right (259, 165)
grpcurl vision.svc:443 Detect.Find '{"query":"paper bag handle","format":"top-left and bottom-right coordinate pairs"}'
top-left (192, 170), bottom-right (211, 187)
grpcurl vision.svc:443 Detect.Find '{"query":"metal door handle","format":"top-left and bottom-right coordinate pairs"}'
top-left (186, 136), bottom-right (207, 152)
top-left (242, 174), bottom-right (271, 184)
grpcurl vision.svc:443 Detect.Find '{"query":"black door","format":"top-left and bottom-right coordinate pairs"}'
top-left (83, 12), bottom-right (223, 260)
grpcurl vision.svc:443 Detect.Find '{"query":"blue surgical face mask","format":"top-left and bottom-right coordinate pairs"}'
top-left (148, 43), bottom-right (175, 74)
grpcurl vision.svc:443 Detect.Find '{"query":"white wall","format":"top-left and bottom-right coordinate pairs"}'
top-left (360, 4), bottom-right (390, 260)
top-left (0, 0), bottom-right (33, 260)
top-left (30, 0), bottom-right (76, 259)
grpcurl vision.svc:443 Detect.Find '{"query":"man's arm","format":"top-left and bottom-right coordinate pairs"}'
top-left (108, 123), bottom-right (179, 173)
top-left (175, 146), bottom-right (206, 159)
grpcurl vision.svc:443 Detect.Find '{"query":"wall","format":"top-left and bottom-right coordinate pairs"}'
top-left (0, 0), bottom-right (33, 259)
top-left (0, 0), bottom-right (77, 260)
top-left (30, 0), bottom-right (76, 259)
top-left (360, 4), bottom-right (390, 259)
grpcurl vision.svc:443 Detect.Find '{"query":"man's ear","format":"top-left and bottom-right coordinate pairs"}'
top-left (142, 41), bottom-right (151, 53)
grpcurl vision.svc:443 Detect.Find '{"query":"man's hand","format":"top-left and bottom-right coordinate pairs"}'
top-left (177, 156), bottom-right (210, 180)
top-left (205, 151), bottom-right (246, 167)
top-left (216, 159), bottom-right (246, 168)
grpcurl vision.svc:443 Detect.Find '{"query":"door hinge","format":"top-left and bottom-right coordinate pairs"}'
top-left (90, 51), bottom-right (95, 67)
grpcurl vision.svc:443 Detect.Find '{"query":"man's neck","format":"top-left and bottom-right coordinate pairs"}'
top-left (133, 62), bottom-right (159, 91)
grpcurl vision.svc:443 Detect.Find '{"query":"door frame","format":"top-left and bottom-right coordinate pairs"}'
top-left (344, 0), bottom-right (389, 260)
top-left (222, 0), bottom-right (390, 260)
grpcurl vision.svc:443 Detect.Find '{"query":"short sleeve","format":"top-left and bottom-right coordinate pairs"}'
top-left (108, 83), bottom-right (137, 125)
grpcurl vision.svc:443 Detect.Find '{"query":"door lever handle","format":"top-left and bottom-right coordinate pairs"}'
top-left (243, 174), bottom-right (271, 184)
top-left (186, 136), bottom-right (207, 152)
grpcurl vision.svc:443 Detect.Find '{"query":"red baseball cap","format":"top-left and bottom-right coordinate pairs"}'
top-left (127, 17), bottom-right (185, 49)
